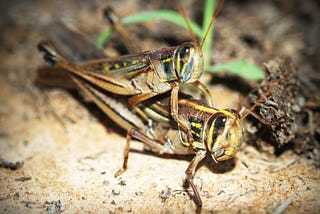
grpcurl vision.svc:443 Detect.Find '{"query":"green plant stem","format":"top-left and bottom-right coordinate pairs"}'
top-left (202, 0), bottom-right (215, 70)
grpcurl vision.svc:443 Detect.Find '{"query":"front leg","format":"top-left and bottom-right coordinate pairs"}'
top-left (170, 86), bottom-right (194, 145)
top-left (185, 150), bottom-right (206, 207)
top-left (192, 80), bottom-right (213, 107)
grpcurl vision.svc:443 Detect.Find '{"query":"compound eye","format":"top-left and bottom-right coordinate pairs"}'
top-left (177, 44), bottom-right (191, 63)
top-left (214, 115), bottom-right (227, 135)
top-left (174, 44), bottom-right (193, 82)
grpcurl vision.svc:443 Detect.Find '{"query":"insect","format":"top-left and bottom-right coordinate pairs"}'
top-left (37, 0), bottom-right (225, 144)
top-left (37, 1), bottom-right (294, 207)
top-left (37, 49), bottom-right (294, 207)
top-left (62, 72), bottom-right (244, 207)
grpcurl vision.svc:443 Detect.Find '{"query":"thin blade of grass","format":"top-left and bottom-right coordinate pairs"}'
top-left (202, 0), bottom-right (215, 69)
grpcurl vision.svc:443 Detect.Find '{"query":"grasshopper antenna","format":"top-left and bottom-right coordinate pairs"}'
top-left (178, 7), bottom-right (198, 46)
top-left (103, 6), bottom-right (141, 53)
top-left (200, 0), bottom-right (224, 48)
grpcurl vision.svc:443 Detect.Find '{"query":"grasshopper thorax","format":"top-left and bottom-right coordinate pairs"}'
top-left (205, 109), bottom-right (243, 162)
top-left (173, 42), bottom-right (203, 83)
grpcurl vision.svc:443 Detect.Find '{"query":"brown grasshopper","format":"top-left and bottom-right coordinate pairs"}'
top-left (66, 73), bottom-right (242, 207)
top-left (37, 0), bottom-right (294, 207)
top-left (37, 0), bottom-right (225, 144)
top-left (44, 61), bottom-right (294, 207)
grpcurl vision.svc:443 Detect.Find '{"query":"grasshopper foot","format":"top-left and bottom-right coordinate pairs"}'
top-left (37, 41), bottom-right (58, 66)
top-left (114, 168), bottom-right (126, 178)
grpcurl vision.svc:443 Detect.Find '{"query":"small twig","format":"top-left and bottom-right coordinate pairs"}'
top-left (272, 158), bottom-right (297, 172)
top-left (15, 176), bottom-right (32, 182)
top-left (225, 189), bottom-right (257, 206)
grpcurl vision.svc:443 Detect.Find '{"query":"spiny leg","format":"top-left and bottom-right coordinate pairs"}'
top-left (192, 80), bottom-right (213, 107)
top-left (185, 150), bottom-right (206, 207)
top-left (115, 128), bottom-right (133, 177)
top-left (170, 86), bottom-right (195, 144)
top-left (103, 6), bottom-right (141, 53)
top-left (115, 127), bottom-right (170, 177)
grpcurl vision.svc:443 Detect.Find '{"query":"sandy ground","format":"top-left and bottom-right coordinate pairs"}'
top-left (0, 0), bottom-right (319, 213)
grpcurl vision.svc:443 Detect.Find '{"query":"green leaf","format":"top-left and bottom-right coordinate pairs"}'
top-left (207, 60), bottom-right (265, 80)
top-left (97, 28), bottom-right (113, 49)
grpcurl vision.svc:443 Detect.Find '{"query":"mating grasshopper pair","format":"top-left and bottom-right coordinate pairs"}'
top-left (38, 1), bottom-right (292, 207)
top-left (38, 1), bottom-right (226, 145)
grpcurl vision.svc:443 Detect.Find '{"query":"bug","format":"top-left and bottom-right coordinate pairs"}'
top-left (42, 60), bottom-right (293, 207)
top-left (37, 1), bottom-right (294, 207)
top-left (125, 65), bottom-right (294, 207)
top-left (37, 0), bottom-right (225, 144)
top-left (65, 73), bottom-right (242, 207)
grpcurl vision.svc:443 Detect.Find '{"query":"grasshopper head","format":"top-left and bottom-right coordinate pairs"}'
top-left (205, 109), bottom-right (243, 162)
top-left (174, 42), bottom-right (203, 83)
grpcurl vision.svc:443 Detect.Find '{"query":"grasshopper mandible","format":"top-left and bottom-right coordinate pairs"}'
top-left (37, 0), bottom-right (225, 144)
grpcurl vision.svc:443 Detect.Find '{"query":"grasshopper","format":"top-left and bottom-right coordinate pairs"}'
top-left (37, 1), bottom-right (225, 144)
top-left (40, 58), bottom-right (294, 207)
top-left (65, 73), bottom-right (242, 207)
top-left (37, 0), bottom-right (294, 207)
